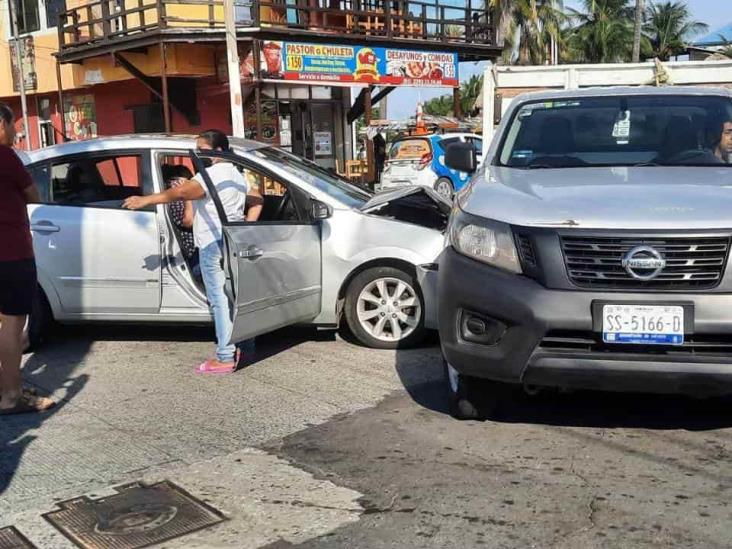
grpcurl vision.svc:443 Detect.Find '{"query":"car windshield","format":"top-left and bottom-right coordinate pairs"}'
top-left (252, 147), bottom-right (371, 208)
top-left (498, 95), bottom-right (732, 169)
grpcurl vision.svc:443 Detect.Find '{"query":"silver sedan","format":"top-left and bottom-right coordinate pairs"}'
top-left (22, 136), bottom-right (449, 349)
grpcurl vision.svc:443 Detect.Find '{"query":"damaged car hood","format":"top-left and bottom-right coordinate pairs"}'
top-left (360, 186), bottom-right (452, 232)
top-left (361, 186), bottom-right (451, 215)
top-left (460, 166), bottom-right (732, 230)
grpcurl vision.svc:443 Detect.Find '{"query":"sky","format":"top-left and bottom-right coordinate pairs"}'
top-left (387, 0), bottom-right (732, 118)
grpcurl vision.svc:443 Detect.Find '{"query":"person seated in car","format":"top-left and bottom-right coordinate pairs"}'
top-left (163, 164), bottom-right (197, 261)
top-left (713, 118), bottom-right (732, 162)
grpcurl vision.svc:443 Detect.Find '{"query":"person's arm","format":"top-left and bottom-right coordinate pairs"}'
top-left (22, 183), bottom-right (41, 204)
top-left (181, 199), bottom-right (195, 228)
top-left (245, 188), bottom-right (263, 222)
top-left (122, 179), bottom-right (205, 210)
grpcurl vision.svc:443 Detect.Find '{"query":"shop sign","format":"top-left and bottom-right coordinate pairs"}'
top-left (10, 36), bottom-right (37, 92)
top-left (242, 41), bottom-right (459, 88)
top-left (64, 95), bottom-right (98, 141)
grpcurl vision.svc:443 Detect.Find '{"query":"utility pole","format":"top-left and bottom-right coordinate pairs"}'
top-left (632, 0), bottom-right (644, 63)
top-left (223, 0), bottom-right (245, 137)
top-left (10, 0), bottom-right (31, 150)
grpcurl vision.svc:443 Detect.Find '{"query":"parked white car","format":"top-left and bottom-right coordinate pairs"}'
top-left (379, 133), bottom-right (483, 198)
top-left (22, 136), bottom-right (450, 349)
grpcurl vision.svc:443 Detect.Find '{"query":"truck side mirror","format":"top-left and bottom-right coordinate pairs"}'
top-left (445, 142), bottom-right (478, 174)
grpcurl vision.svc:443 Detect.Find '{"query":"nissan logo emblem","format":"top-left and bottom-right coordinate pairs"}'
top-left (621, 246), bottom-right (666, 281)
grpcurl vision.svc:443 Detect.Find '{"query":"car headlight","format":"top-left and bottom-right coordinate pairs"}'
top-left (448, 209), bottom-right (521, 273)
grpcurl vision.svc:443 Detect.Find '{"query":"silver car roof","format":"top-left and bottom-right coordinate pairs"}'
top-left (510, 85), bottom-right (732, 104)
top-left (24, 134), bottom-right (267, 163)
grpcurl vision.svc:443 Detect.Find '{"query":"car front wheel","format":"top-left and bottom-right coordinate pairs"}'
top-left (434, 178), bottom-right (454, 199)
top-left (344, 266), bottom-right (426, 349)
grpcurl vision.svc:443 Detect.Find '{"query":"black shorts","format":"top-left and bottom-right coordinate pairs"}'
top-left (0, 258), bottom-right (37, 316)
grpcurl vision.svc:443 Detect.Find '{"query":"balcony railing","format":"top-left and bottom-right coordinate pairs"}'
top-left (58, 0), bottom-right (493, 53)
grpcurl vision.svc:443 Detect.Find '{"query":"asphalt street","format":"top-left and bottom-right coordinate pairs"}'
top-left (3, 325), bottom-right (732, 548)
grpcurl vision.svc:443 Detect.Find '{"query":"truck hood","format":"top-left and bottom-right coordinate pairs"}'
top-left (460, 166), bottom-right (732, 230)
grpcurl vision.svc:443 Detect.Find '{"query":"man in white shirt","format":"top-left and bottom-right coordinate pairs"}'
top-left (124, 130), bottom-right (262, 374)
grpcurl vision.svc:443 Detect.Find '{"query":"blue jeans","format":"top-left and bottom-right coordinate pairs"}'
top-left (199, 241), bottom-right (236, 363)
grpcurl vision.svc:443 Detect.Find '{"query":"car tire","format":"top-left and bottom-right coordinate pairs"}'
top-left (444, 358), bottom-right (504, 420)
top-left (344, 266), bottom-right (426, 349)
top-left (24, 287), bottom-right (52, 353)
top-left (434, 178), bottom-right (454, 199)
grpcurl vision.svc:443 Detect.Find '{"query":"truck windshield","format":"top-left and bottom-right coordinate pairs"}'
top-left (498, 95), bottom-right (732, 169)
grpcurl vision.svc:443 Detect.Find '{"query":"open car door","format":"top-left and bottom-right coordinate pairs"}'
top-left (190, 151), bottom-right (322, 342)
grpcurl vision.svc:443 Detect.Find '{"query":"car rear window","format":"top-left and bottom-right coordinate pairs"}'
top-left (388, 139), bottom-right (431, 160)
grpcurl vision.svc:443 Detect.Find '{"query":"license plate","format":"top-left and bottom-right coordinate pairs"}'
top-left (602, 304), bottom-right (684, 345)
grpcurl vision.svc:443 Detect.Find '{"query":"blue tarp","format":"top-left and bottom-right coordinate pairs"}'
top-left (693, 23), bottom-right (732, 47)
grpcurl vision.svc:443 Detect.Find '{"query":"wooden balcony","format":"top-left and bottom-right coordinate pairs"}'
top-left (57, 0), bottom-right (496, 62)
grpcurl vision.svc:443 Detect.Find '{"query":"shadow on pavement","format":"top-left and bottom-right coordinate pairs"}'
top-left (0, 332), bottom-right (90, 497)
top-left (393, 333), bottom-right (732, 432)
top-left (393, 331), bottom-right (448, 413)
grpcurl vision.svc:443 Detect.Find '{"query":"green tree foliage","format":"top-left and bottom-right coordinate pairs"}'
top-left (423, 75), bottom-right (484, 118)
top-left (642, 1), bottom-right (708, 60)
top-left (565, 0), bottom-right (635, 63)
top-left (488, 0), bottom-right (566, 65)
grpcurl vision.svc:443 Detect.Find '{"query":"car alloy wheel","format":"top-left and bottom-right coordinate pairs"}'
top-left (356, 277), bottom-right (422, 343)
top-left (434, 178), bottom-right (454, 199)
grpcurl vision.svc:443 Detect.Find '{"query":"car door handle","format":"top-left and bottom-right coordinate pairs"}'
top-left (31, 221), bottom-right (61, 233)
top-left (238, 247), bottom-right (264, 260)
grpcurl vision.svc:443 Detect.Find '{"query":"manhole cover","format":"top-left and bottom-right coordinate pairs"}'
top-left (43, 481), bottom-right (225, 549)
top-left (0, 526), bottom-right (36, 549)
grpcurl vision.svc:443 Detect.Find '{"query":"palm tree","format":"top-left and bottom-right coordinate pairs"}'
top-left (423, 76), bottom-right (485, 118)
top-left (632, 0), bottom-right (644, 62)
top-left (488, 0), bottom-right (566, 65)
top-left (566, 0), bottom-right (635, 63)
top-left (643, 1), bottom-right (708, 61)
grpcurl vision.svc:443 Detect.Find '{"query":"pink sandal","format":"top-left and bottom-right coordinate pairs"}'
top-left (195, 358), bottom-right (236, 375)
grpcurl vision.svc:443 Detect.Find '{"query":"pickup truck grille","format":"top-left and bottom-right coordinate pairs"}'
top-left (561, 235), bottom-right (730, 290)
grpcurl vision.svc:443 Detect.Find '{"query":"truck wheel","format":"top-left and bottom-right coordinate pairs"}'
top-left (344, 266), bottom-right (426, 349)
top-left (24, 288), bottom-right (52, 353)
top-left (434, 178), bottom-right (454, 199)
top-left (444, 359), bottom-right (502, 420)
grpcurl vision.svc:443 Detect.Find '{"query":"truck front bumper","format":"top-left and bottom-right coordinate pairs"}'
top-left (438, 247), bottom-right (732, 395)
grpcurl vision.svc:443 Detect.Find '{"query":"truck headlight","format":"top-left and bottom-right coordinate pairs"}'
top-left (449, 210), bottom-right (521, 274)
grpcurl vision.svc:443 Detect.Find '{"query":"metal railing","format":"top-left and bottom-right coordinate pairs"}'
top-left (58, 0), bottom-right (493, 51)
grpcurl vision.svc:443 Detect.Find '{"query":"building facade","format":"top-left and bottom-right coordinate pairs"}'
top-left (1, 0), bottom-right (500, 170)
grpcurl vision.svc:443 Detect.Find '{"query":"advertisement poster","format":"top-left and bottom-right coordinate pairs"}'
top-left (64, 95), bottom-right (98, 141)
top-left (10, 37), bottom-right (37, 92)
top-left (242, 41), bottom-right (459, 88)
top-left (314, 131), bottom-right (332, 157)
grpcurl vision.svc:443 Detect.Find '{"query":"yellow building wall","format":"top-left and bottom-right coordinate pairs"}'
top-left (0, 0), bottom-right (218, 100)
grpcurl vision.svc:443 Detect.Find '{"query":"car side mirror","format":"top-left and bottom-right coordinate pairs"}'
top-left (311, 199), bottom-right (332, 221)
top-left (445, 142), bottom-right (478, 174)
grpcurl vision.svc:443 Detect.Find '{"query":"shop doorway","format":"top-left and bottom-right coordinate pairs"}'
top-left (288, 100), bottom-right (339, 170)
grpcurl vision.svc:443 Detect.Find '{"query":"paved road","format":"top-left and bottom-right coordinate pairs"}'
top-left (3, 326), bottom-right (732, 547)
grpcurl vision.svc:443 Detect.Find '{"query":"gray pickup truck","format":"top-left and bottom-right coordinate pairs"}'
top-left (440, 86), bottom-right (732, 419)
